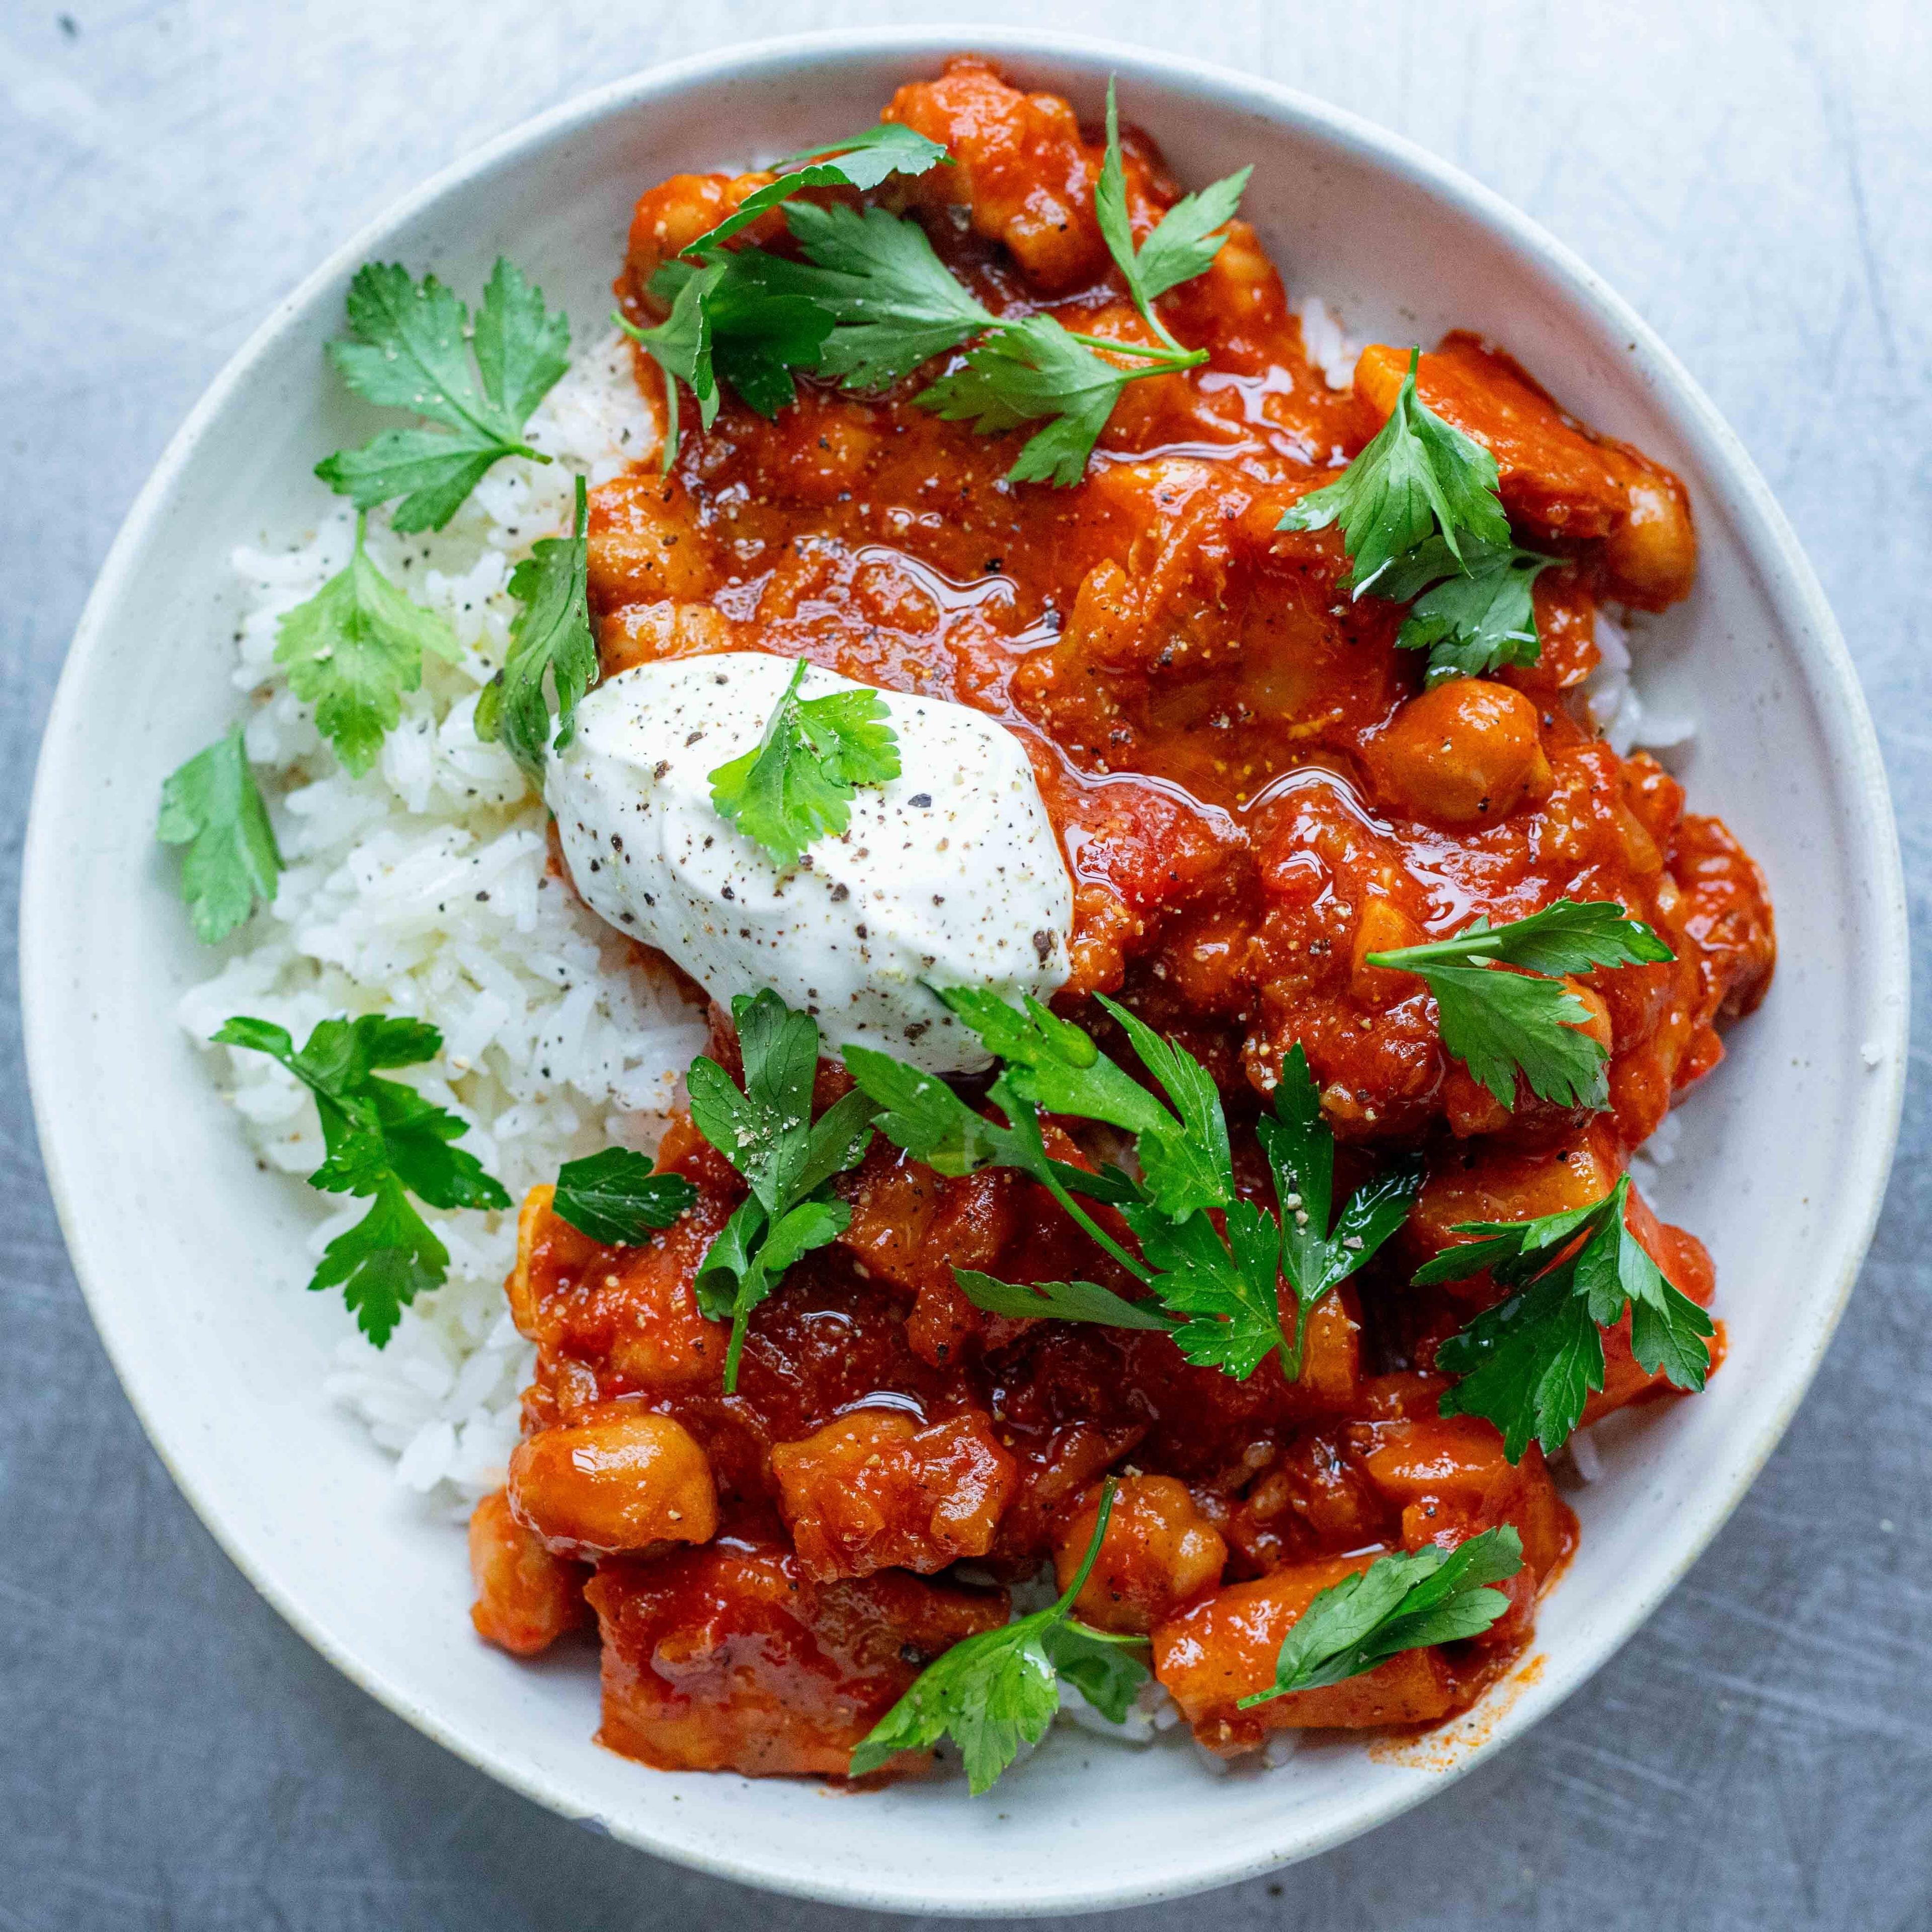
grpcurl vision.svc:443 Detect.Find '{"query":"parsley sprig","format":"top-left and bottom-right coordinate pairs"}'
top-left (473, 474), bottom-right (595, 776)
top-left (1366, 899), bottom-right (1673, 1111)
top-left (707, 658), bottom-right (901, 867)
top-left (616, 123), bottom-right (950, 465)
top-left (686, 990), bottom-right (880, 1389)
top-left (316, 259), bottom-right (571, 531)
top-left (618, 85), bottom-right (1242, 486)
top-left (917, 317), bottom-right (1206, 488)
top-left (157, 727), bottom-right (282, 942)
top-left (1236, 1526), bottom-right (1523, 1707)
top-left (1093, 79), bottom-right (1251, 354)
top-left (1378, 535), bottom-right (1559, 686)
top-left (1279, 349), bottom-right (1556, 683)
top-left (679, 122), bottom-right (951, 260)
top-left (273, 513), bottom-right (462, 777)
top-left (551, 1148), bottom-right (697, 1246)
top-left (780, 201), bottom-right (995, 391)
top-left (849, 1479), bottom-right (1149, 1792)
top-left (213, 1014), bottom-right (510, 1344)
top-left (1420, 1175), bottom-right (1714, 1460)
top-left (846, 1006), bottom-right (1417, 1382)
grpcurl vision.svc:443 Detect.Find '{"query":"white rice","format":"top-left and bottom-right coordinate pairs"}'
top-left (179, 332), bottom-right (708, 1515)
top-left (1587, 604), bottom-right (1695, 756)
top-left (1294, 294), bottom-right (1360, 391)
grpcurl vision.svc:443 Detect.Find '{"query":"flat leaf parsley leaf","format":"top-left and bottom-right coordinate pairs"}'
top-left (684, 990), bottom-right (880, 1389)
top-left (679, 121), bottom-right (951, 260)
top-left (551, 1148), bottom-right (698, 1246)
top-left (212, 1014), bottom-right (510, 1344)
top-left (273, 513), bottom-right (461, 777)
top-left (1261, 1045), bottom-right (1422, 1372)
top-left (708, 657), bottom-right (901, 868)
top-left (917, 314), bottom-right (1205, 488)
top-left (1277, 347), bottom-right (1509, 593)
top-left (1094, 79), bottom-right (1250, 350)
top-left (474, 474), bottom-right (595, 776)
top-left (850, 1479), bottom-right (1148, 1792)
top-left (619, 124), bottom-right (950, 459)
top-left (1237, 1526), bottom-right (1523, 1707)
top-left (779, 200), bottom-right (997, 392)
top-left (316, 258), bottom-right (570, 531)
top-left (853, 999), bottom-right (1416, 1384)
top-left (156, 727), bottom-right (282, 942)
top-left (951, 1268), bottom-right (1178, 1332)
top-left (1420, 1174), bottom-right (1715, 1460)
top-left (1367, 899), bottom-right (1674, 1111)
top-left (655, 251), bottom-right (836, 421)
top-left (1378, 534), bottom-right (1559, 684)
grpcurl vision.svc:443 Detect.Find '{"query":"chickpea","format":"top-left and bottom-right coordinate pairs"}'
top-left (1350, 897), bottom-right (1425, 1007)
top-left (771, 1409), bottom-right (1015, 1581)
top-left (1602, 467), bottom-right (1698, 610)
top-left (588, 474), bottom-right (717, 607)
top-left (1053, 1475), bottom-right (1227, 1635)
top-left (467, 1489), bottom-right (586, 1656)
top-left (508, 1409), bottom-right (717, 1558)
top-left (1374, 679), bottom-right (1552, 825)
top-left (624, 171), bottom-right (777, 293)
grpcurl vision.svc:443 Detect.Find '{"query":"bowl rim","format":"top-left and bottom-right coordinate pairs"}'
top-left (21, 22), bottom-right (1909, 1915)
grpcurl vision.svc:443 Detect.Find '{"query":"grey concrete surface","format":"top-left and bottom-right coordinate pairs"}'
top-left (3, 2), bottom-right (1928, 1927)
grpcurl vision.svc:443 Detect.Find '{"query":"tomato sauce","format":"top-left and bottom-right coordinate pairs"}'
top-left (467, 57), bottom-right (1775, 1781)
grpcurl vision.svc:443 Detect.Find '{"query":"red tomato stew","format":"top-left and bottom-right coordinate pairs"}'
top-left (466, 58), bottom-right (1774, 1785)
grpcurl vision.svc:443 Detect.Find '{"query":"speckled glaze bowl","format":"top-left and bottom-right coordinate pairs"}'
top-left (21, 27), bottom-right (1907, 1916)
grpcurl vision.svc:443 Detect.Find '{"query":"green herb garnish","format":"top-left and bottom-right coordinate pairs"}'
top-left (273, 513), bottom-right (461, 777)
top-left (1236, 1526), bottom-right (1523, 1708)
top-left (551, 1147), bottom-right (698, 1246)
top-left (618, 123), bottom-right (949, 464)
top-left (848, 1006), bottom-right (1416, 1382)
top-left (1378, 535), bottom-right (1559, 685)
top-left (618, 94), bottom-right (1243, 486)
top-left (849, 1479), bottom-right (1148, 1792)
top-left (157, 726), bottom-right (282, 943)
top-left (615, 264), bottom-right (726, 469)
top-left (1366, 900), bottom-right (1673, 1110)
top-left (1278, 348), bottom-right (1508, 591)
top-left (316, 259), bottom-right (570, 531)
top-left (780, 200), bottom-right (997, 391)
top-left (473, 474), bottom-right (595, 776)
top-left (685, 990), bottom-right (880, 1389)
top-left (916, 316), bottom-right (1205, 488)
top-left (1276, 347), bottom-right (1560, 682)
top-left (707, 658), bottom-right (901, 868)
top-left (213, 1014), bottom-right (510, 1344)
top-left (1093, 79), bottom-right (1250, 353)
top-left (680, 122), bottom-right (951, 261)
top-left (652, 251), bottom-right (836, 422)
top-left (1420, 1175), bottom-right (1713, 1460)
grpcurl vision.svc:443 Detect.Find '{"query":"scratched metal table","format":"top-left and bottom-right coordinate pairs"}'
top-left (3, 3), bottom-right (1926, 1926)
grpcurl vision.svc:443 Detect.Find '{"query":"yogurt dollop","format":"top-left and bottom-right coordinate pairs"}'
top-left (545, 652), bottom-right (1075, 1074)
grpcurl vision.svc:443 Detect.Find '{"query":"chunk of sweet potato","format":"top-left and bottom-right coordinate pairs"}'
top-left (1153, 1555), bottom-right (1460, 1752)
top-left (885, 57), bottom-right (1108, 291)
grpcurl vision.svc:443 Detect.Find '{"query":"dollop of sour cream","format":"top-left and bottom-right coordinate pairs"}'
top-left (545, 653), bottom-right (1075, 1074)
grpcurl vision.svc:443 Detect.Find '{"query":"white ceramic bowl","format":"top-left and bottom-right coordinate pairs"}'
top-left (22, 26), bottom-right (1907, 1917)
